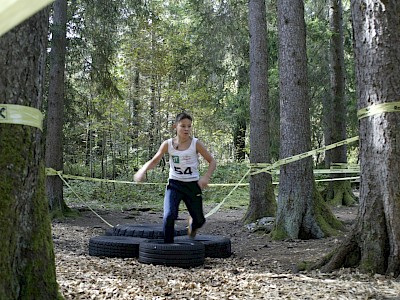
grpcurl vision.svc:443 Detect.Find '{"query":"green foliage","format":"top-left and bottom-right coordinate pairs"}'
top-left (61, 0), bottom-right (358, 174)
top-left (62, 163), bottom-right (250, 212)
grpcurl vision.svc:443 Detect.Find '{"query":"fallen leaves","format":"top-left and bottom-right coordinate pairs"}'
top-left (52, 211), bottom-right (400, 300)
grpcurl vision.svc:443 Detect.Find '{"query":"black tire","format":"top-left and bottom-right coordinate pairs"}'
top-left (88, 236), bottom-right (144, 258)
top-left (176, 234), bottom-right (232, 258)
top-left (112, 223), bottom-right (187, 239)
top-left (104, 228), bottom-right (113, 236)
top-left (138, 239), bottom-right (205, 268)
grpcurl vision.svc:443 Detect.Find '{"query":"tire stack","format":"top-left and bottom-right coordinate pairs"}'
top-left (88, 223), bottom-right (232, 268)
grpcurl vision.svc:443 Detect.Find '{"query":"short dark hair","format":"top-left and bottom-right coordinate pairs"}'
top-left (175, 112), bottom-right (192, 123)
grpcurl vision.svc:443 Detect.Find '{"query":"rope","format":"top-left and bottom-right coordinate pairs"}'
top-left (53, 170), bottom-right (114, 228)
top-left (46, 135), bottom-right (362, 224)
top-left (205, 168), bottom-right (251, 218)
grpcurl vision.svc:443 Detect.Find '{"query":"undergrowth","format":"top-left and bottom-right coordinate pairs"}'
top-left (63, 163), bottom-right (251, 213)
top-left (62, 161), bottom-right (348, 215)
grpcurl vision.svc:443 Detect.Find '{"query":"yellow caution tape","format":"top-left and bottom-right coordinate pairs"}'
top-left (0, 0), bottom-right (54, 37)
top-left (46, 164), bottom-right (359, 222)
top-left (46, 167), bottom-right (250, 221)
top-left (46, 169), bottom-right (151, 184)
top-left (315, 176), bottom-right (359, 183)
top-left (250, 136), bottom-right (359, 176)
top-left (46, 135), bottom-right (361, 220)
top-left (0, 104), bottom-right (44, 131)
top-left (330, 162), bottom-right (358, 168)
top-left (357, 101), bottom-right (400, 119)
top-left (273, 168), bottom-right (360, 175)
top-left (46, 168), bottom-right (250, 187)
top-left (313, 168), bottom-right (359, 174)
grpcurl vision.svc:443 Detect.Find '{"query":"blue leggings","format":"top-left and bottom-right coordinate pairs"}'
top-left (163, 179), bottom-right (205, 243)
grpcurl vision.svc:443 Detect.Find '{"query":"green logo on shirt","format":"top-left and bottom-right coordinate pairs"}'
top-left (172, 155), bottom-right (180, 163)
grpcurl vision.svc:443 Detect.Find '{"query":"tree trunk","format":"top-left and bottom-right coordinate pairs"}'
top-left (243, 0), bottom-right (276, 223)
top-left (324, 0), bottom-right (356, 206)
top-left (318, 0), bottom-right (400, 276)
top-left (46, 0), bottom-right (69, 215)
top-left (328, 0), bottom-right (347, 164)
top-left (233, 119), bottom-right (246, 161)
top-left (233, 65), bottom-right (248, 162)
top-left (148, 76), bottom-right (157, 159)
top-left (0, 9), bottom-right (61, 299)
top-left (273, 0), bottom-right (342, 239)
top-left (130, 70), bottom-right (140, 151)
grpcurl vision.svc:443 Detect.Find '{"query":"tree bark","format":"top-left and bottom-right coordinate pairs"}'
top-left (244, 0), bottom-right (276, 223)
top-left (324, 0), bottom-right (356, 206)
top-left (273, 0), bottom-right (342, 239)
top-left (233, 119), bottom-right (246, 162)
top-left (233, 65), bottom-right (248, 162)
top-left (328, 0), bottom-right (347, 163)
top-left (46, 0), bottom-right (69, 215)
top-left (0, 9), bottom-right (61, 299)
top-left (318, 0), bottom-right (400, 275)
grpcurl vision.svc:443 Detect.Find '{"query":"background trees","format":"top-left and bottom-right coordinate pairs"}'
top-left (48, 0), bottom-right (360, 229)
top-left (58, 0), bottom-right (357, 179)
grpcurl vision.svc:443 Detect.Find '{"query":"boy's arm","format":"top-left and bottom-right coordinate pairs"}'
top-left (196, 140), bottom-right (217, 189)
top-left (134, 140), bottom-right (168, 182)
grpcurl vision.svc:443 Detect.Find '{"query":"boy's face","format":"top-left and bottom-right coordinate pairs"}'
top-left (175, 118), bottom-right (192, 137)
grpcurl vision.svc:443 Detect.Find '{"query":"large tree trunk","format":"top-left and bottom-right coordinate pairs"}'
top-left (317, 0), bottom-right (400, 276)
top-left (324, 0), bottom-right (356, 206)
top-left (46, 0), bottom-right (69, 215)
top-left (273, 0), bottom-right (342, 239)
top-left (243, 0), bottom-right (276, 223)
top-left (0, 9), bottom-right (61, 299)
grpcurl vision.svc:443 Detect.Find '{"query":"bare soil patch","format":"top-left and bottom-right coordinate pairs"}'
top-left (53, 204), bottom-right (400, 299)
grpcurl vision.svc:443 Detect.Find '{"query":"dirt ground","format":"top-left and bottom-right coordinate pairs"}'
top-left (53, 204), bottom-right (400, 299)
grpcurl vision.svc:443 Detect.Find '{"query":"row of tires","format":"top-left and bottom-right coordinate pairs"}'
top-left (88, 223), bottom-right (232, 268)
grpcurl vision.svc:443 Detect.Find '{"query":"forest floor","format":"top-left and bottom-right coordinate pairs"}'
top-left (53, 203), bottom-right (400, 299)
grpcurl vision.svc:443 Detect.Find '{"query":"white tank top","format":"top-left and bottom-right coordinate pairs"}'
top-left (168, 137), bottom-right (200, 181)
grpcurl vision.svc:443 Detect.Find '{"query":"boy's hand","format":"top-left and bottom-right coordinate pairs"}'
top-left (197, 176), bottom-right (209, 190)
top-left (134, 170), bottom-right (146, 182)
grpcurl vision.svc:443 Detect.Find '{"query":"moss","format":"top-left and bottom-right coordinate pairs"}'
top-left (0, 128), bottom-right (26, 297)
top-left (343, 183), bottom-right (357, 206)
top-left (313, 183), bottom-right (344, 237)
top-left (0, 127), bottom-right (61, 299)
top-left (242, 178), bottom-right (276, 224)
top-left (325, 181), bottom-right (357, 206)
top-left (271, 225), bottom-right (288, 240)
top-left (296, 261), bottom-right (312, 271)
top-left (316, 215), bottom-right (338, 236)
top-left (18, 163), bottom-right (61, 299)
top-left (50, 207), bottom-right (80, 220)
top-left (271, 180), bottom-right (344, 240)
